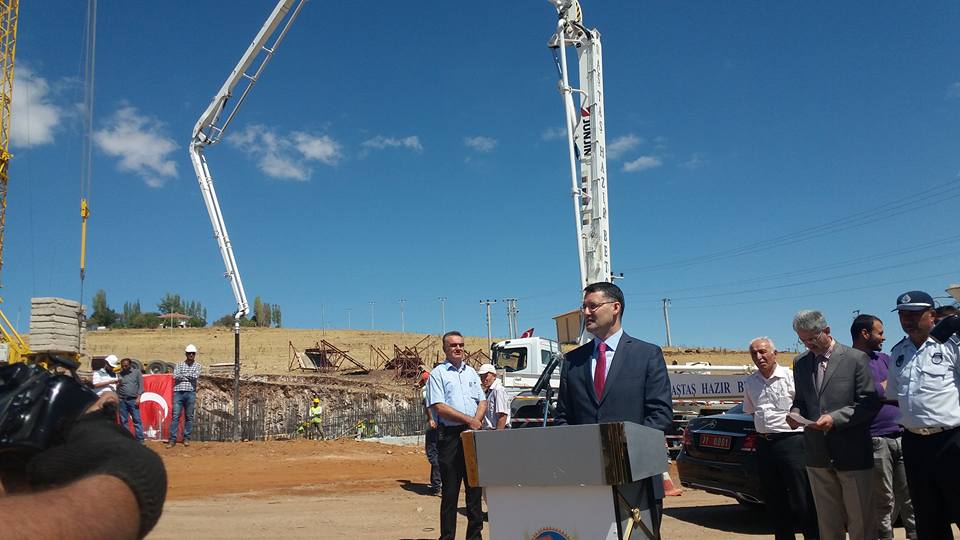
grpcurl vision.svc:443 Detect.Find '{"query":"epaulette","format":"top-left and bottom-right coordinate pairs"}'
top-left (889, 336), bottom-right (908, 352)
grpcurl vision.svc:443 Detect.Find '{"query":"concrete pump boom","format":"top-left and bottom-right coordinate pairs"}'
top-left (549, 0), bottom-right (613, 297)
top-left (188, 0), bottom-right (306, 319)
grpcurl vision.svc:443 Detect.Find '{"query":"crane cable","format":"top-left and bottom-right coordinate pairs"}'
top-left (78, 0), bottom-right (96, 308)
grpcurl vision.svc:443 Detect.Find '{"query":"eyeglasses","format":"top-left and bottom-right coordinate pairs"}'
top-left (581, 301), bottom-right (616, 312)
top-left (798, 330), bottom-right (824, 345)
top-left (446, 343), bottom-right (466, 349)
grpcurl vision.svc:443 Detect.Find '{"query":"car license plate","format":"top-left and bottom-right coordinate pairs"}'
top-left (699, 434), bottom-right (731, 449)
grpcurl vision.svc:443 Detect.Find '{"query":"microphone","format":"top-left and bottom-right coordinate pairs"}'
top-left (532, 352), bottom-right (564, 395)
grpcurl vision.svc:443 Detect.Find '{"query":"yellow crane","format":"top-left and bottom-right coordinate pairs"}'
top-left (0, 0), bottom-right (28, 364)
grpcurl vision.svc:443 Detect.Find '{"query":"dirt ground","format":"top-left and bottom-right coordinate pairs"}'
top-left (146, 439), bottom-right (923, 540)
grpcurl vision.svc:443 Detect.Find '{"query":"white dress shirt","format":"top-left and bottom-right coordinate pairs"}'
top-left (590, 328), bottom-right (623, 384)
top-left (742, 364), bottom-right (803, 434)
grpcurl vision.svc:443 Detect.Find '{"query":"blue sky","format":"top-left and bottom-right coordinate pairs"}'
top-left (8, 1), bottom-right (960, 352)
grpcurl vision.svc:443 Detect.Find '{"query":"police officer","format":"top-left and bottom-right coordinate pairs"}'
top-left (887, 290), bottom-right (960, 539)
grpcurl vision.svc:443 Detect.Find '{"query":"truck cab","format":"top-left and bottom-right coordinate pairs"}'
top-left (490, 336), bottom-right (563, 427)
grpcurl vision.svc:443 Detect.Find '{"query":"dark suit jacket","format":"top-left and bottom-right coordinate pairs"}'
top-left (790, 342), bottom-right (879, 471)
top-left (555, 332), bottom-right (673, 431)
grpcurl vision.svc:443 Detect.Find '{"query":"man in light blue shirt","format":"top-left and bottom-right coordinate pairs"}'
top-left (426, 331), bottom-right (486, 540)
top-left (887, 290), bottom-right (960, 539)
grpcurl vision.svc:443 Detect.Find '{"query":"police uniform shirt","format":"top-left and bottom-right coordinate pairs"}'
top-left (887, 336), bottom-right (960, 429)
top-left (425, 360), bottom-right (483, 426)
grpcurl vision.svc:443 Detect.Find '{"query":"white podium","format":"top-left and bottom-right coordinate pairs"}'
top-left (463, 422), bottom-right (667, 540)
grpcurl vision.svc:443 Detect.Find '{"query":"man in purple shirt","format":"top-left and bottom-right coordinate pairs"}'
top-left (851, 314), bottom-right (917, 540)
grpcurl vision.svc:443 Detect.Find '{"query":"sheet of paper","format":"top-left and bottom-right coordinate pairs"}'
top-left (788, 412), bottom-right (813, 426)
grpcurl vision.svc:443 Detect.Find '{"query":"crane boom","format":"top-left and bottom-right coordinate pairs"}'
top-left (189, 0), bottom-right (306, 319)
top-left (0, 0), bottom-right (16, 278)
top-left (549, 0), bottom-right (613, 293)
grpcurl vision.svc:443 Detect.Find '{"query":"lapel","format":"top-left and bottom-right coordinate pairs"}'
top-left (797, 351), bottom-right (817, 393)
top-left (573, 342), bottom-right (602, 408)
top-left (598, 333), bottom-right (631, 405)
top-left (818, 342), bottom-right (843, 396)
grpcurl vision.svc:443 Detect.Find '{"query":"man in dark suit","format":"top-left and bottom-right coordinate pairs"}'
top-left (555, 282), bottom-right (674, 532)
top-left (787, 309), bottom-right (880, 540)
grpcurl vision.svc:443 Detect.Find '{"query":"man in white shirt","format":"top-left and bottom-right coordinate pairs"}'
top-left (477, 363), bottom-right (510, 430)
top-left (743, 337), bottom-right (818, 539)
top-left (92, 355), bottom-right (120, 396)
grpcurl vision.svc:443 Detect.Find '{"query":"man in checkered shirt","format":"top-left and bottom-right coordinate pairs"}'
top-left (166, 344), bottom-right (202, 448)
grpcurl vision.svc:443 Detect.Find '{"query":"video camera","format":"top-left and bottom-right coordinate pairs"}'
top-left (0, 358), bottom-right (98, 463)
top-left (931, 314), bottom-right (960, 344)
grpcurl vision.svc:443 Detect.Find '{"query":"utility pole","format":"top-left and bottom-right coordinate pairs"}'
top-left (503, 298), bottom-right (518, 338)
top-left (399, 299), bottom-right (407, 334)
top-left (321, 303), bottom-right (326, 336)
top-left (661, 298), bottom-right (673, 347)
top-left (369, 301), bottom-right (375, 329)
top-left (346, 308), bottom-right (352, 329)
top-left (481, 299), bottom-right (497, 347)
top-left (438, 296), bottom-right (447, 334)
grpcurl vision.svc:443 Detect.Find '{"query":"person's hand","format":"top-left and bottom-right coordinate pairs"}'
top-left (25, 406), bottom-right (167, 537)
top-left (428, 419), bottom-right (437, 430)
top-left (785, 415), bottom-right (802, 430)
top-left (467, 418), bottom-right (482, 431)
top-left (135, 396), bottom-right (141, 406)
top-left (810, 414), bottom-right (834, 431)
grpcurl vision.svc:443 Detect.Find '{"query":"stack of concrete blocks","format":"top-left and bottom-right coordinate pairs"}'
top-left (29, 297), bottom-right (86, 354)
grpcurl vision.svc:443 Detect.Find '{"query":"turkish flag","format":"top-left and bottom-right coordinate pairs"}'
top-left (520, 328), bottom-right (535, 338)
top-left (139, 374), bottom-right (174, 440)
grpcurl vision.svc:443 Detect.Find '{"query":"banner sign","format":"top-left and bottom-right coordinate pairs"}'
top-left (669, 373), bottom-right (750, 400)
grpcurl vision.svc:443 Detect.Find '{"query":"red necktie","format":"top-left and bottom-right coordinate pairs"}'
top-left (594, 341), bottom-right (607, 398)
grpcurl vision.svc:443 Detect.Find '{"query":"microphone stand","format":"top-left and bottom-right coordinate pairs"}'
top-left (531, 353), bottom-right (563, 427)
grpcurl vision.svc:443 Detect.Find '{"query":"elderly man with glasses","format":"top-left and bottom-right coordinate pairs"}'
top-left (787, 310), bottom-right (880, 540)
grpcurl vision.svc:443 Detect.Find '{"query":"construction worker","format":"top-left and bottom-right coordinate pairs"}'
top-left (308, 398), bottom-right (324, 440)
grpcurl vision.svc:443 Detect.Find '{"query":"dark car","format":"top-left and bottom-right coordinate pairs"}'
top-left (675, 403), bottom-right (763, 507)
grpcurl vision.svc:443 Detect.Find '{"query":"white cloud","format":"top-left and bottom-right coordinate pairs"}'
top-left (11, 66), bottom-right (62, 148)
top-left (680, 153), bottom-right (705, 170)
top-left (361, 135), bottom-right (423, 152)
top-left (623, 155), bottom-right (663, 173)
top-left (606, 134), bottom-right (643, 160)
top-left (464, 136), bottom-right (497, 153)
top-left (229, 124), bottom-right (342, 181)
top-left (948, 82), bottom-right (960, 99)
top-left (293, 132), bottom-right (342, 164)
top-left (541, 126), bottom-right (567, 141)
top-left (94, 106), bottom-right (177, 188)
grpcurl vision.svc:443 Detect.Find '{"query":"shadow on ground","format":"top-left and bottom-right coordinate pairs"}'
top-left (397, 479), bottom-right (437, 496)
top-left (664, 503), bottom-right (771, 535)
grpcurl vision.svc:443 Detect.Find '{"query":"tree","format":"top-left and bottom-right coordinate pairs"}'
top-left (118, 300), bottom-right (142, 328)
top-left (157, 293), bottom-right (183, 315)
top-left (213, 314), bottom-right (256, 328)
top-left (263, 303), bottom-right (273, 328)
top-left (90, 290), bottom-right (118, 328)
top-left (251, 296), bottom-right (281, 327)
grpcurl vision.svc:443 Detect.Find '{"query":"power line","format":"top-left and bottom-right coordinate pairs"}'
top-left (621, 177), bottom-right (960, 273)
top-left (670, 269), bottom-right (960, 310)
top-left (636, 251), bottom-right (958, 302)
top-left (629, 233), bottom-right (960, 298)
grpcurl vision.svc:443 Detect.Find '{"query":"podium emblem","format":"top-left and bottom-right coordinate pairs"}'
top-left (529, 527), bottom-right (576, 540)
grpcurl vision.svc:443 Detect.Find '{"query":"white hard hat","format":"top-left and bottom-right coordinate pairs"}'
top-left (105, 355), bottom-right (119, 368)
top-left (185, 344), bottom-right (198, 354)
